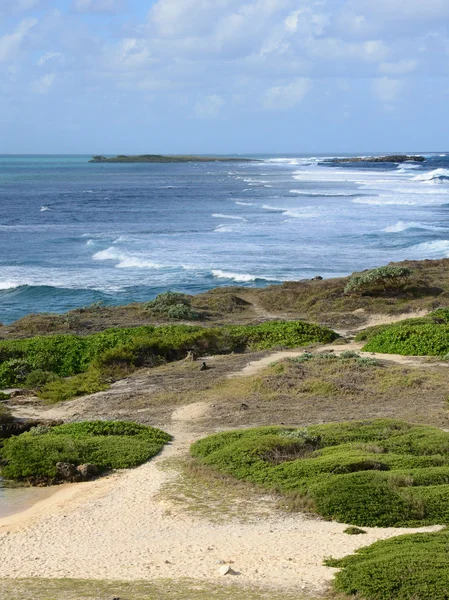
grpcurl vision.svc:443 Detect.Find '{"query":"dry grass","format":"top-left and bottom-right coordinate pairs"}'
top-left (2, 257), bottom-right (449, 339)
top-left (0, 578), bottom-right (346, 600)
top-left (157, 456), bottom-right (279, 523)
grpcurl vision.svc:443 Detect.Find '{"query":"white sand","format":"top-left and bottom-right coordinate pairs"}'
top-left (0, 399), bottom-right (440, 592)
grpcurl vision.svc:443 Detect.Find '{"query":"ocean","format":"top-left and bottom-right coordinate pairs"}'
top-left (1, 153), bottom-right (449, 324)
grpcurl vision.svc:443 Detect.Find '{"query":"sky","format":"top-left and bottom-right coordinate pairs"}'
top-left (1, 0), bottom-right (449, 154)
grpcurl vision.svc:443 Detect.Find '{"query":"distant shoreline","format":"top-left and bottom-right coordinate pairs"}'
top-left (89, 154), bottom-right (260, 163)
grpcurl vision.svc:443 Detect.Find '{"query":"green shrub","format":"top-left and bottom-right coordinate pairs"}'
top-left (362, 323), bottom-right (449, 357)
top-left (344, 526), bottom-right (366, 535)
top-left (327, 528), bottom-right (449, 600)
top-left (431, 307), bottom-right (449, 323)
top-left (38, 369), bottom-right (108, 403)
top-left (191, 419), bottom-right (449, 527)
top-left (0, 321), bottom-right (337, 391)
top-left (145, 291), bottom-right (199, 320)
top-left (24, 370), bottom-right (59, 390)
top-left (0, 420), bottom-right (171, 482)
top-left (344, 266), bottom-right (411, 295)
top-left (0, 403), bottom-right (12, 423)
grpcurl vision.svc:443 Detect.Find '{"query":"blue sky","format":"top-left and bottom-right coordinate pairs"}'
top-left (1, 0), bottom-right (449, 154)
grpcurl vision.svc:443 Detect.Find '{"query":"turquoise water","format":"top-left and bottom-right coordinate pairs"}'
top-left (1, 153), bottom-right (449, 323)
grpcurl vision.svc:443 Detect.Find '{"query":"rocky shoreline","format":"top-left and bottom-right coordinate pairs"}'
top-left (327, 154), bottom-right (425, 163)
top-left (89, 154), bottom-right (258, 163)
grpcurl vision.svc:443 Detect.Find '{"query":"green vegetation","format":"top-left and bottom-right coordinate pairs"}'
top-left (191, 419), bottom-right (449, 527)
top-left (343, 526), bottom-right (366, 535)
top-left (89, 154), bottom-right (257, 163)
top-left (0, 420), bottom-right (171, 482)
top-left (0, 403), bottom-right (12, 423)
top-left (327, 528), bottom-right (449, 600)
top-left (344, 266), bottom-right (412, 296)
top-left (0, 321), bottom-right (337, 402)
top-left (145, 291), bottom-right (200, 321)
top-left (360, 322), bottom-right (449, 356)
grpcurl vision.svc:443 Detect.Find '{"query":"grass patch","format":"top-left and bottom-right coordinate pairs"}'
top-left (0, 578), bottom-right (325, 600)
top-left (0, 420), bottom-right (170, 483)
top-left (0, 321), bottom-right (337, 402)
top-left (327, 528), bottom-right (449, 600)
top-left (191, 419), bottom-right (449, 527)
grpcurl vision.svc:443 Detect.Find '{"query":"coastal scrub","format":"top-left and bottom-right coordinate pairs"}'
top-left (191, 419), bottom-right (449, 527)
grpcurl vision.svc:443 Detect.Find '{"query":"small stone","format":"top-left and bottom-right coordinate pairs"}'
top-left (216, 559), bottom-right (225, 565)
top-left (219, 565), bottom-right (231, 576)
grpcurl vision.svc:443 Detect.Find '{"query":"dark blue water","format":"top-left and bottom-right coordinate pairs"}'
top-left (1, 153), bottom-right (449, 324)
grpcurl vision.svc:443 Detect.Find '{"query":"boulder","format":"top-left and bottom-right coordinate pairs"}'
top-left (56, 462), bottom-right (78, 480)
top-left (76, 463), bottom-right (99, 478)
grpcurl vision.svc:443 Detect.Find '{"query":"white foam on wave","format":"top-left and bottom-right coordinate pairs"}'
top-left (93, 247), bottom-right (162, 269)
top-left (289, 190), bottom-right (359, 197)
top-left (383, 221), bottom-right (447, 233)
top-left (262, 204), bottom-right (319, 218)
top-left (40, 206), bottom-right (52, 212)
top-left (212, 213), bottom-right (246, 221)
top-left (235, 201), bottom-right (255, 206)
top-left (409, 240), bottom-right (449, 257)
top-left (212, 269), bottom-right (260, 282)
top-left (0, 281), bottom-right (21, 290)
top-left (413, 169), bottom-right (449, 182)
top-left (214, 225), bottom-right (234, 233)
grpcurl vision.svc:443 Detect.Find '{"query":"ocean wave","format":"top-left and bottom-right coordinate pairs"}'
top-left (383, 221), bottom-right (447, 233)
top-left (408, 240), bottom-right (449, 257)
top-left (235, 201), bottom-right (255, 206)
top-left (40, 206), bottom-right (52, 212)
top-left (211, 269), bottom-right (276, 282)
top-left (214, 225), bottom-right (234, 233)
top-left (289, 190), bottom-right (359, 197)
top-left (413, 169), bottom-right (449, 183)
top-left (93, 247), bottom-right (162, 269)
top-left (262, 204), bottom-right (318, 218)
top-left (0, 281), bottom-right (21, 290)
top-left (212, 213), bottom-right (246, 221)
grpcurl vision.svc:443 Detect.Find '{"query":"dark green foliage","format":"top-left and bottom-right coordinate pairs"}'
top-left (1, 420), bottom-right (171, 481)
top-left (0, 403), bottom-right (12, 423)
top-left (24, 370), bottom-right (59, 390)
top-left (344, 526), bottom-right (366, 535)
top-left (37, 370), bottom-right (108, 403)
top-left (0, 321), bottom-right (337, 390)
top-left (344, 266), bottom-right (412, 295)
top-left (327, 528), bottom-right (449, 600)
top-left (431, 307), bottom-right (449, 323)
top-left (191, 419), bottom-right (449, 527)
top-left (362, 323), bottom-right (449, 356)
top-left (145, 291), bottom-right (200, 321)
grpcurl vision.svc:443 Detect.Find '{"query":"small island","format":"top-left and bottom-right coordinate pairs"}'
top-left (89, 154), bottom-right (258, 163)
top-left (328, 154), bottom-right (425, 163)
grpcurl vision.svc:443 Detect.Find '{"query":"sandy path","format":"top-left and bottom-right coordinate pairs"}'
top-left (0, 400), bottom-right (441, 592)
top-left (231, 342), bottom-right (447, 378)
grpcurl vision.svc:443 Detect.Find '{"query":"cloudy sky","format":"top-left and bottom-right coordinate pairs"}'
top-left (1, 0), bottom-right (449, 153)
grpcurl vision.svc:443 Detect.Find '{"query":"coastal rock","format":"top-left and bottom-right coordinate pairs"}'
top-left (76, 463), bottom-right (98, 478)
top-left (56, 462), bottom-right (78, 479)
top-left (328, 155), bottom-right (425, 164)
top-left (219, 565), bottom-right (231, 576)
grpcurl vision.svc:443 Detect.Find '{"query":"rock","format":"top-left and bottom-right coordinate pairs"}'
top-left (200, 361), bottom-right (210, 371)
top-left (76, 463), bottom-right (98, 479)
top-left (329, 155), bottom-right (425, 164)
top-left (56, 462), bottom-right (78, 480)
top-left (219, 565), bottom-right (231, 576)
top-left (311, 276), bottom-right (323, 281)
top-left (240, 403), bottom-right (249, 411)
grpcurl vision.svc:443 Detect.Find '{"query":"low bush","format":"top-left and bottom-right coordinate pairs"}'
top-left (37, 369), bottom-right (108, 403)
top-left (327, 528), bottom-right (449, 600)
top-left (344, 266), bottom-right (412, 296)
top-left (145, 291), bottom-right (200, 321)
top-left (0, 321), bottom-right (338, 390)
top-left (0, 420), bottom-right (171, 482)
top-left (361, 323), bottom-right (449, 357)
top-left (24, 369), bottom-right (59, 391)
top-left (431, 307), bottom-right (449, 323)
top-left (191, 419), bottom-right (449, 527)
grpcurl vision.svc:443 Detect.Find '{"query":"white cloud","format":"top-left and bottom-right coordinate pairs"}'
top-left (31, 72), bottom-right (56, 94)
top-left (194, 94), bottom-right (224, 118)
top-left (262, 77), bottom-right (312, 111)
top-left (71, 0), bottom-right (123, 14)
top-left (372, 77), bottom-right (404, 104)
top-left (0, 18), bottom-right (37, 63)
top-left (37, 51), bottom-right (63, 67)
top-left (378, 60), bottom-right (417, 75)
